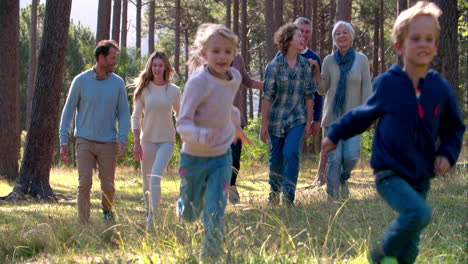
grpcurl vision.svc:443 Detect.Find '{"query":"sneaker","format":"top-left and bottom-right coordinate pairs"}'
top-left (367, 246), bottom-right (398, 264)
top-left (103, 210), bottom-right (115, 222)
top-left (282, 196), bottom-right (295, 208)
top-left (267, 191), bottom-right (280, 207)
top-left (228, 185), bottom-right (240, 205)
top-left (340, 181), bottom-right (350, 199)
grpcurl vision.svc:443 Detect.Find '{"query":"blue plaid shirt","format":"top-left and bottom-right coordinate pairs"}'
top-left (262, 54), bottom-right (316, 137)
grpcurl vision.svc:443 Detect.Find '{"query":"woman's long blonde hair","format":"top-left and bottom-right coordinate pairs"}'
top-left (131, 51), bottom-right (175, 102)
top-left (186, 23), bottom-right (238, 74)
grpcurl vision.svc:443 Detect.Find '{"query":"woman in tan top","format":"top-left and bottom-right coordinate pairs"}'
top-left (319, 21), bottom-right (372, 200)
top-left (131, 51), bottom-right (181, 227)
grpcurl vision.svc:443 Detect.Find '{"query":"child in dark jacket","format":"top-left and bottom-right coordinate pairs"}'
top-left (322, 1), bottom-right (465, 263)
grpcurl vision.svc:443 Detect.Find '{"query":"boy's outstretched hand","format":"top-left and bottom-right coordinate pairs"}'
top-left (321, 137), bottom-right (337, 154)
top-left (234, 126), bottom-right (253, 145)
top-left (434, 156), bottom-right (450, 175)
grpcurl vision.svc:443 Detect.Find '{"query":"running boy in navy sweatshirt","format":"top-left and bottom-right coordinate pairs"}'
top-left (322, 2), bottom-right (465, 263)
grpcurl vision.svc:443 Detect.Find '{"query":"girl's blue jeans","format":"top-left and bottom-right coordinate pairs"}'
top-left (375, 170), bottom-right (432, 264)
top-left (268, 124), bottom-right (304, 202)
top-left (176, 149), bottom-right (232, 258)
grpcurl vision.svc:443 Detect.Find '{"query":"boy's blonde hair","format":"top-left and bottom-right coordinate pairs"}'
top-left (187, 23), bottom-right (238, 73)
top-left (392, 1), bottom-right (442, 45)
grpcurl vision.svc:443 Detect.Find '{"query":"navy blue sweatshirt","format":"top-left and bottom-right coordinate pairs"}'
top-left (327, 64), bottom-right (465, 190)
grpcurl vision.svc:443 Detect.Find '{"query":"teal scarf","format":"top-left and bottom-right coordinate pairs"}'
top-left (332, 47), bottom-right (355, 116)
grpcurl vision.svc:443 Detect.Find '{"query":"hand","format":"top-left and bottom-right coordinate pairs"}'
top-left (206, 127), bottom-right (223, 147)
top-left (321, 137), bottom-right (337, 154)
top-left (310, 121), bottom-right (320, 137)
top-left (233, 126), bottom-right (253, 145)
top-left (434, 156), bottom-right (450, 175)
top-left (260, 123), bottom-right (269, 143)
top-left (60, 145), bottom-right (69, 164)
top-left (118, 142), bottom-right (127, 158)
top-left (308, 59), bottom-right (320, 70)
top-left (133, 142), bottom-right (143, 161)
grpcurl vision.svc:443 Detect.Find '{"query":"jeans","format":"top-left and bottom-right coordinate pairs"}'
top-left (176, 150), bottom-right (232, 258)
top-left (230, 140), bottom-right (242, 186)
top-left (375, 170), bottom-right (431, 264)
top-left (140, 141), bottom-right (174, 221)
top-left (268, 124), bottom-right (304, 202)
top-left (75, 137), bottom-right (117, 224)
top-left (325, 127), bottom-right (361, 199)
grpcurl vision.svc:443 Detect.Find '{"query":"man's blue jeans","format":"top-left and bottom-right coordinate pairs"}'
top-left (176, 150), bottom-right (232, 258)
top-left (325, 127), bottom-right (361, 199)
top-left (375, 170), bottom-right (432, 264)
top-left (268, 124), bottom-right (304, 202)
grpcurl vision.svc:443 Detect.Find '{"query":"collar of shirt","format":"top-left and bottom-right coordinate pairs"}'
top-left (300, 47), bottom-right (310, 55)
top-left (91, 67), bottom-right (110, 80)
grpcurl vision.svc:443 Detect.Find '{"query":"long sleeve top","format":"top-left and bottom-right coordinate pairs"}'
top-left (59, 68), bottom-right (130, 145)
top-left (176, 66), bottom-right (241, 157)
top-left (262, 54), bottom-right (316, 138)
top-left (319, 51), bottom-right (372, 127)
top-left (231, 54), bottom-right (259, 127)
top-left (275, 48), bottom-right (323, 122)
top-left (131, 82), bottom-right (181, 143)
top-left (327, 65), bottom-right (465, 190)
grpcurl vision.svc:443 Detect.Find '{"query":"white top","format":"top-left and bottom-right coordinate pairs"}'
top-left (131, 82), bottom-right (181, 143)
top-left (176, 66), bottom-right (241, 157)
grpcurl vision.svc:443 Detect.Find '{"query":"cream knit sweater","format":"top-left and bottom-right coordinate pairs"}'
top-left (131, 82), bottom-right (181, 143)
top-left (318, 51), bottom-right (372, 127)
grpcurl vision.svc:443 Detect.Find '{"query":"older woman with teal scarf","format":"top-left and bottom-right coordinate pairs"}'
top-left (318, 21), bottom-right (372, 200)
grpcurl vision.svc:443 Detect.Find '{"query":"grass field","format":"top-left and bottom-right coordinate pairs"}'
top-left (0, 160), bottom-right (466, 263)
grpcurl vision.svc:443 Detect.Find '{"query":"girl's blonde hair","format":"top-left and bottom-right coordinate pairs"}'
top-left (392, 1), bottom-right (442, 45)
top-left (187, 23), bottom-right (238, 73)
top-left (131, 51), bottom-right (175, 102)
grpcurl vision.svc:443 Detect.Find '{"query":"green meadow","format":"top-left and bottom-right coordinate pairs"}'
top-left (1, 161), bottom-right (466, 263)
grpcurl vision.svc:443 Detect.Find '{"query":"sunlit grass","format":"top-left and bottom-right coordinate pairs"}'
top-left (0, 161), bottom-right (466, 263)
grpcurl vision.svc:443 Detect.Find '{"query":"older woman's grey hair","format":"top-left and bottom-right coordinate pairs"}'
top-left (332, 21), bottom-right (355, 47)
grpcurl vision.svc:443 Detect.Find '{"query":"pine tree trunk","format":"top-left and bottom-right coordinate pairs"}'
top-left (310, 0), bottom-right (317, 50)
top-left (429, 0), bottom-right (459, 98)
top-left (274, 0), bottom-right (283, 31)
top-left (240, 0), bottom-right (248, 124)
top-left (328, 0), bottom-right (336, 51)
top-left (174, 0), bottom-right (180, 74)
top-left (112, 0), bottom-right (121, 43)
top-left (26, 0), bottom-right (38, 131)
top-left (305, 0), bottom-right (311, 22)
top-left (148, 0), bottom-right (155, 55)
top-left (335, 0), bottom-right (352, 22)
top-left (396, 0), bottom-right (408, 66)
top-left (121, 0), bottom-right (128, 48)
top-left (225, 0), bottom-right (232, 29)
top-left (96, 0), bottom-right (111, 43)
top-left (293, 0), bottom-right (299, 19)
top-left (379, 0), bottom-right (385, 71)
top-left (264, 0), bottom-right (276, 60)
top-left (372, 2), bottom-right (380, 78)
top-left (233, 0), bottom-right (239, 36)
top-left (136, 0), bottom-right (141, 57)
top-left (5, 0), bottom-right (72, 200)
top-left (0, 0), bottom-right (20, 181)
